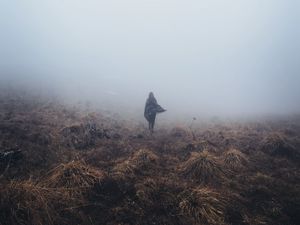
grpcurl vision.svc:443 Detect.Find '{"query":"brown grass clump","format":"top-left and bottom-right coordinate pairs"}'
top-left (223, 148), bottom-right (248, 170)
top-left (261, 132), bottom-right (298, 159)
top-left (180, 151), bottom-right (224, 185)
top-left (0, 180), bottom-right (62, 225)
top-left (131, 148), bottom-right (159, 168)
top-left (179, 187), bottom-right (227, 225)
top-left (39, 160), bottom-right (105, 198)
top-left (262, 132), bottom-right (285, 150)
top-left (113, 149), bottom-right (159, 177)
top-left (112, 159), bottom-right (135, 177)
top-left (248, 172), bottom-right (274, 187)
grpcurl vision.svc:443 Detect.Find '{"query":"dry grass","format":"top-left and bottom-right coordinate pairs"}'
top-left (131, 148), bottom-right (159, 167)
top-left (248, 172), bottom-right (274, 187)
top-left (0, 180), bottom-right (63, 225)
top-left (113, 149), bottom-right (159, 177)
top-left (223, 148), bottom-right (248, 170)
top-left (260, 132), bottom-right (300, 161)
top-left (39, 160), bottom-right (105, 199)
top-left (261, 133), bottom-right (286, 151)
top-left (112, 159), bottom-right (135, 178)
top-left (61, 123), bottom-right (97, 149)
top-left (179, 187), bottom-right (227, 225)
top-left (1, 93), bottom-right (300, 225)
top-left (180, 150), bottom-right (224, 185)
top-left (135, 178), bottom-right (160, 205)
top-left (40, 160), bottom-right (104, 188)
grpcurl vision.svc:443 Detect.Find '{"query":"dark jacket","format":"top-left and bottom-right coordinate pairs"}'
top-left (144, 93), bottom-right (165, 122)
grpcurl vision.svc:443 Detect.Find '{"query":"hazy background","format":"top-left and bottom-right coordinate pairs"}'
top-left (0, 0), bottom-right (299, 119)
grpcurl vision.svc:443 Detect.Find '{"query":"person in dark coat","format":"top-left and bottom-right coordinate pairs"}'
top-left (144, 92), bottom-right (166, 133)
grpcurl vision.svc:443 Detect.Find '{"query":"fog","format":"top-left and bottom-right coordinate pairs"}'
top-left (0, 0), bottom-right (299, 119)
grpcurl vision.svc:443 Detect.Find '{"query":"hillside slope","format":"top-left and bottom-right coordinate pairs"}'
top-left (0, 94), bottom-right (300, 225)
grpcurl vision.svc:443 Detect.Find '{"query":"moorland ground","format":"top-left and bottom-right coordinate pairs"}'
top-left (0, 93), bottom-right (300, 225)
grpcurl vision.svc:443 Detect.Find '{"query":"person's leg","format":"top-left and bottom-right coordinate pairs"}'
top-left (151, 114), bottom-right (156, 132)
top-left (150, 122), bottom-right (154, 133)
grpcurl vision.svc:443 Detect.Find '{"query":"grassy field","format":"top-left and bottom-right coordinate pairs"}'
top-left (0, 93), bottom-right (299, 225)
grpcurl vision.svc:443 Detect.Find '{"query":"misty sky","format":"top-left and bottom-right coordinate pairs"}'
top-left (0, 0), bottom-right (299, 117)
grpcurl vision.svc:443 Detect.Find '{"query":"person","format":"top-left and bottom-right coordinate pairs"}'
top-left (144, 92), bottom-right (166, 133)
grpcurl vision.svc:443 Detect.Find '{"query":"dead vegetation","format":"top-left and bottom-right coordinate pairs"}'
top-left (179, 187), bottom-right (227, 225)
top-left (223, 148), bottom-right (248, 171)
top-left (180, 150), bottom-right (224, 185)
top-left (61, 121), bottom-right (110, 150)
top-left (0, 179), bottom-right (70, 225)
top-left (261, 132), bottom-right (299, 160)
top-left (39, 160), bottom-right (106, 200)
top-left (131, 149), bottom-right (159, 170)
top-left (113, 148), bottom-right (159, 177)
top-left (0, 93), bottom-right (300, 225)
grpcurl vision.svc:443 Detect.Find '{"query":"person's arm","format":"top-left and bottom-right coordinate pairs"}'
top-left (156, 104), bottom-right (166, 113)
